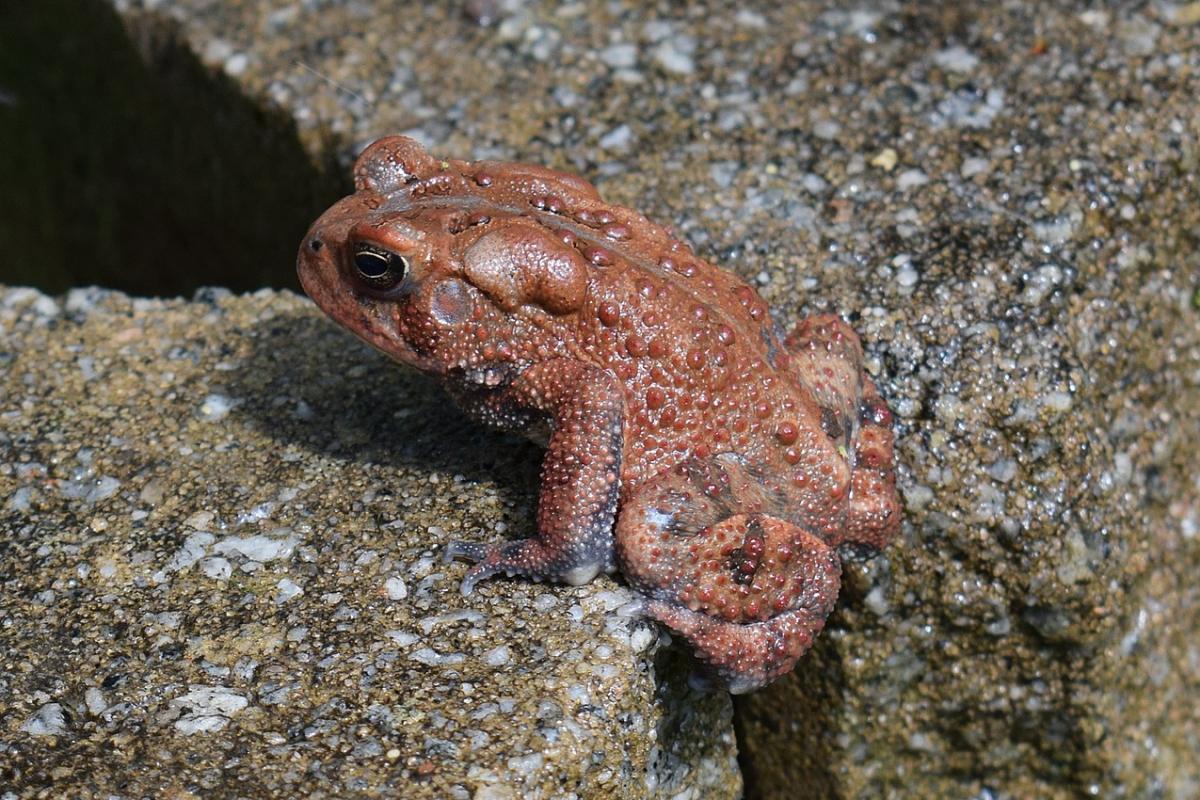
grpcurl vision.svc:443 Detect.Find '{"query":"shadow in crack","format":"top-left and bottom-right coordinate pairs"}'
top-left (0, 0), bottom-right (347, 296)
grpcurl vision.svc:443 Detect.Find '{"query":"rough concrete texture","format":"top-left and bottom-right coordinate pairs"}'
top-left (0, 287), bottom-right (739, 798)
top-left (5, 0), bottom-right (1200, 798)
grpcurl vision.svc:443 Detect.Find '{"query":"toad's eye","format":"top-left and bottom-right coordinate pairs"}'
top-left (352, 244), bottom-right (409, 290)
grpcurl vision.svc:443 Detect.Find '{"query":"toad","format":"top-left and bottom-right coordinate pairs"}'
top-left (297, 137), bottom-right (900, 692)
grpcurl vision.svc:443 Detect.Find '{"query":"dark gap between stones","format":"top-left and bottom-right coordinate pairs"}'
top-left (0, 0), bottom-right (348, 297)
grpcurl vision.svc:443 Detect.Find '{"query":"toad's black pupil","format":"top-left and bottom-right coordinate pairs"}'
top-left (355, 250), bottom-right (391, 278)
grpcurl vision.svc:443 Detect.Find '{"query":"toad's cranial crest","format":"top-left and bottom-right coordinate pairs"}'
top-left (298, 136), bottom-right (901, 692)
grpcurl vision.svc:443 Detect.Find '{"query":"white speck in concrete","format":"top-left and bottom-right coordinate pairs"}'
top-left (708, 161), bottom-right (738, 189)
top-left (21, 703), bottom-right (67, 736)
top-left (1042, 391), bottom-right (1073, 413)
top-left (864, 585), bottom-right (890, 616)
top-left (599, 43), bottom-right (637, 69)
top-left (1033, 215), bottom-right (1077, 246)
top-left (224, 52), bottom-right (249, 77)
top-left (1021, 264), bottom-right (1066, 305)
top-left (1116, 17), bottom-right (1160, 57)
top-left (384, 576), bottom-right (408, 600)
top-left (170, 686), bottom-right (248, 734)
top-left (897, 169), bottom-right (929, 190)
top-left (599, 123), bottom-right (633, 151)
top-left (506, 752), bottom-right (544, 775)
top-left (961, 157), bottom-right (991, 177)
top-left (386, 630), bottom-right (420, 647)
top-left (651, 38), bottom-right (695, 75)
top-left (812, 119), bottom-right (840, 140)
top-left (184, 510), bottom-right (216, 530)
top-left (735, 9), bottom-right (767, 28)
top-left (276, 578), bottom-right (304, 603)
top-left (235, 502), bottom-right (276, 525)
top-left (165, 531), bottom-right (215, 572)
top-left (7, 486), bottom-right (33, 512)
top-left (934, 46), bottom-right (979, 73)
top-left (893, 254), bottom-right (919, 288)
top-left (419, 609), bottom-right (485, 634)
top-left (483, 645), bottom-right (511, 667)
top-left (200, 557), bottom-right (231, 580)
top-left (198, 393), bottom-right (236, 422)
top-left (987, 459), bottom-right (1019, 483)
top-left (801, 173), bottom-right (828, 194)
top-left (84, 688), bottom-right (108, 716)
top-left (629, 625), bottom-right (655, 653)
top-left (907, 482), bottom-right (936, 513)
top-left (409, 648), bottom-right (466, 666)
top-left (213, 532), bottom-right (298, 562)
top-left (58, 475), bottom-right (121, 504)
top-left (202, 38), bottom-right (233, 64)
top-left (584, 589), bottom-right (632, 613)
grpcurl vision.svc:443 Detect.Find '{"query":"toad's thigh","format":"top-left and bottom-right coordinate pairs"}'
top-left (615, 457), bottom-right (839, 624)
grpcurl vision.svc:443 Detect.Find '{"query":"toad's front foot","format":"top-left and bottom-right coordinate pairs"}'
top-left (445, 537), bottom-right (607, 596)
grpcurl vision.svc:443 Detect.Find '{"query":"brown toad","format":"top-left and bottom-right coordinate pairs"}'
top-left (297, 137), bottom-right (900, 692)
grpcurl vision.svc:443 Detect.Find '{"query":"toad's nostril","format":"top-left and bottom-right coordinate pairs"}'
top-left (310, 238), bottom-right (324, 252)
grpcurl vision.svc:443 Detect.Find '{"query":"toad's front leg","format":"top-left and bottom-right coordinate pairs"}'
top-left (445, 358), bottom-right (625, 595)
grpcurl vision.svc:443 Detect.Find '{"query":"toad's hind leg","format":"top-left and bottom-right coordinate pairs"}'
top-left (783, 313), bottom-right (864, 453)
top-left (840, 381), bottom-right (901, 554)
top-left (785, 314), bottom-right (900, 555)
top-left (616, 455), bottom-right (841, 692)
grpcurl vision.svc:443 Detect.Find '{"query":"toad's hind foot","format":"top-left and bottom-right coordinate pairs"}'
top-left (645, 597), bottom-right (837, 694)
top-left (445, 537), bottom-right (607, 596)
